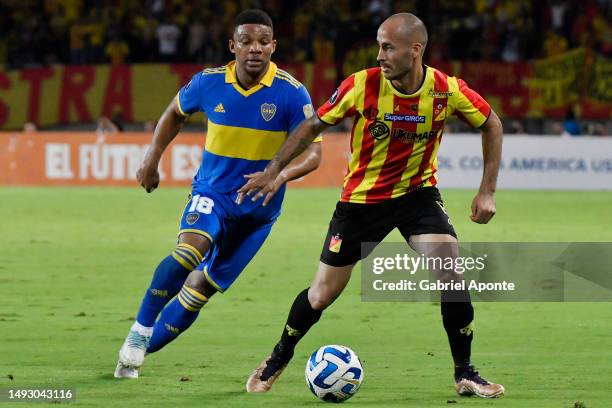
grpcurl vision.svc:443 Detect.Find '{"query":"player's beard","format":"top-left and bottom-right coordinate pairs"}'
top-left (382, 66), bottom-right (410, 81)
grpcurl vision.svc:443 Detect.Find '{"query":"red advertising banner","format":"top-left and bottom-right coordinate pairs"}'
top-left (0, 132), bottom-right (350, 188)
top-left (1, 51), bottom-right (609, 131)
top-left (0, 63), bottom-right (337, 130)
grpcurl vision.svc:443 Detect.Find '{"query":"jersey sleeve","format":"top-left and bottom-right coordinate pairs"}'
top-left (286, 85), bottom-right (322, 142)
top-left (450, 77), bottom-right (491, 128)
top-left (316, 74), bottom-right (357, 125)
top-left (176, 73), bottom-right (205, 116)
top-left (287, 85), bottom-right (313, 132)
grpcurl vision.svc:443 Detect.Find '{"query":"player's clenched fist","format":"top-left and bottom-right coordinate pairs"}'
top-left (136, 163), bottom-right (160, 193)
top-left (470, 192), bottom-right (496, 224)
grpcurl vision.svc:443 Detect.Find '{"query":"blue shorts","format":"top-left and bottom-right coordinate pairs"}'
top-left (178, 183), bottom-right (284, 292)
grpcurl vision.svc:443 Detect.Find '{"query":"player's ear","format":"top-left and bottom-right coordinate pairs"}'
top-left (271, 39), bottom-right (277, 54)
top-left (411, 42), bottom-right (421, 58)
top-left (229, 39), bottom-right (236, 54)
top-left (420, 42), bottom-right (427, 57)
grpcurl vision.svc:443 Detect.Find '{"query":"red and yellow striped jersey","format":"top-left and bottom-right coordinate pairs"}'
top-left (317, 65), bottom-right (490, 204)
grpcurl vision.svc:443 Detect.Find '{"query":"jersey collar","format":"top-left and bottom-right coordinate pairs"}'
top-left (225, 61), bottom-right (277, 96)
top-left (386, 65), bottom-right (432, 98)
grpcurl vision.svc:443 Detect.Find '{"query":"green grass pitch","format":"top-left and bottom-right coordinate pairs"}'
top-left (1, 187), bottom-right (611, 407)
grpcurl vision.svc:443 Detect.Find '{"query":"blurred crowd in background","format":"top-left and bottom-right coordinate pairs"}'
top-left (1, 0), bottom-right (610, 68)
top-left (1, 0), bottom-right (609, 135)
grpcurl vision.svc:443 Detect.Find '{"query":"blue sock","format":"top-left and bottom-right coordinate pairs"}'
top-left (147, 285), bottom-right (208, 353)
top-left (136, 244), bottom-right (204, 327)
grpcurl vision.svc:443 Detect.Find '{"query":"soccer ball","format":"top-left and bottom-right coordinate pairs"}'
top-left (305, 345), bottom-right (364, 403)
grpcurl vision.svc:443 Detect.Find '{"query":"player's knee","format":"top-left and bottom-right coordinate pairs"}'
top-left (178, 232), bottom-right (211, 258)
top-left (308, 286), bottom-right (337, 310)
top-left (185, 270), bottom-right (218, 299)
top-left (171, 243), bottom-right (205, 271)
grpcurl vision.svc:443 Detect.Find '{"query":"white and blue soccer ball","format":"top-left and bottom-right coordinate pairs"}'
top-left (305, 345), bottom-right (364, 403)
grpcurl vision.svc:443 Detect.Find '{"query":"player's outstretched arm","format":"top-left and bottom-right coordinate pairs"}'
top-left (471, 109), bottom-right (503, 224)
top-left (277, 140), bottom-right (322, 183)
top-left (137, 99), bottom-right (187, 193)
top-left (237, 115), bottom-right (329, 205)
top-left (237, 141), bottom-right (322, 206)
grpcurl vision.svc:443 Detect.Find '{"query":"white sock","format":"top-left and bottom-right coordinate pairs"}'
top-left (131, 321), bottom-right (153, 337)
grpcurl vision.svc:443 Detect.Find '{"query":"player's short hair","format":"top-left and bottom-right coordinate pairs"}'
top-left (233, 9), bottom-right (273, 31)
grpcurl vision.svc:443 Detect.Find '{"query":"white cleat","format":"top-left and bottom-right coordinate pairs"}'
top-left (114, 361), bottom-right (139, 378)
top-left (115, 329), bottom-right (151, 378)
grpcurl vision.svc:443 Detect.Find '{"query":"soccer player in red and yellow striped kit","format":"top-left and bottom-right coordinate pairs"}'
top-left (240, 13), bottom-right (504, 398)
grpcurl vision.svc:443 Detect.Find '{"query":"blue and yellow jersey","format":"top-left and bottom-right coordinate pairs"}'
top-left (176, 61), bottom-right (319, 195)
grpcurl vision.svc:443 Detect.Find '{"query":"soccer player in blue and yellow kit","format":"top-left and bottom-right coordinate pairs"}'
top-left (114, 10), bottom-right (322, 378)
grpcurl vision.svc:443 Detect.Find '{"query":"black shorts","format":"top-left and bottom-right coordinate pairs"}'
top-left (320, 187), bottom-right (456, 267)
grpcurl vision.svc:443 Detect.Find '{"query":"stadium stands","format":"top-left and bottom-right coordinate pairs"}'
top-left (0, 0), bottom-right (609, 67)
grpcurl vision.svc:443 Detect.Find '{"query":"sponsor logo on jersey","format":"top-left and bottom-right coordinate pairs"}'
top-left (368, 120), bottom-right (390, 140)
top-left (384, 113), bottom-right (426, 123)
top-left (261, 103), bottom-right (277, 121)
top-left (391, 128), bottom-right (439, 143)
top-left (214, 103), bottom-right (225, 113)
top-left (428, 89), bottom-right (453, 98)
